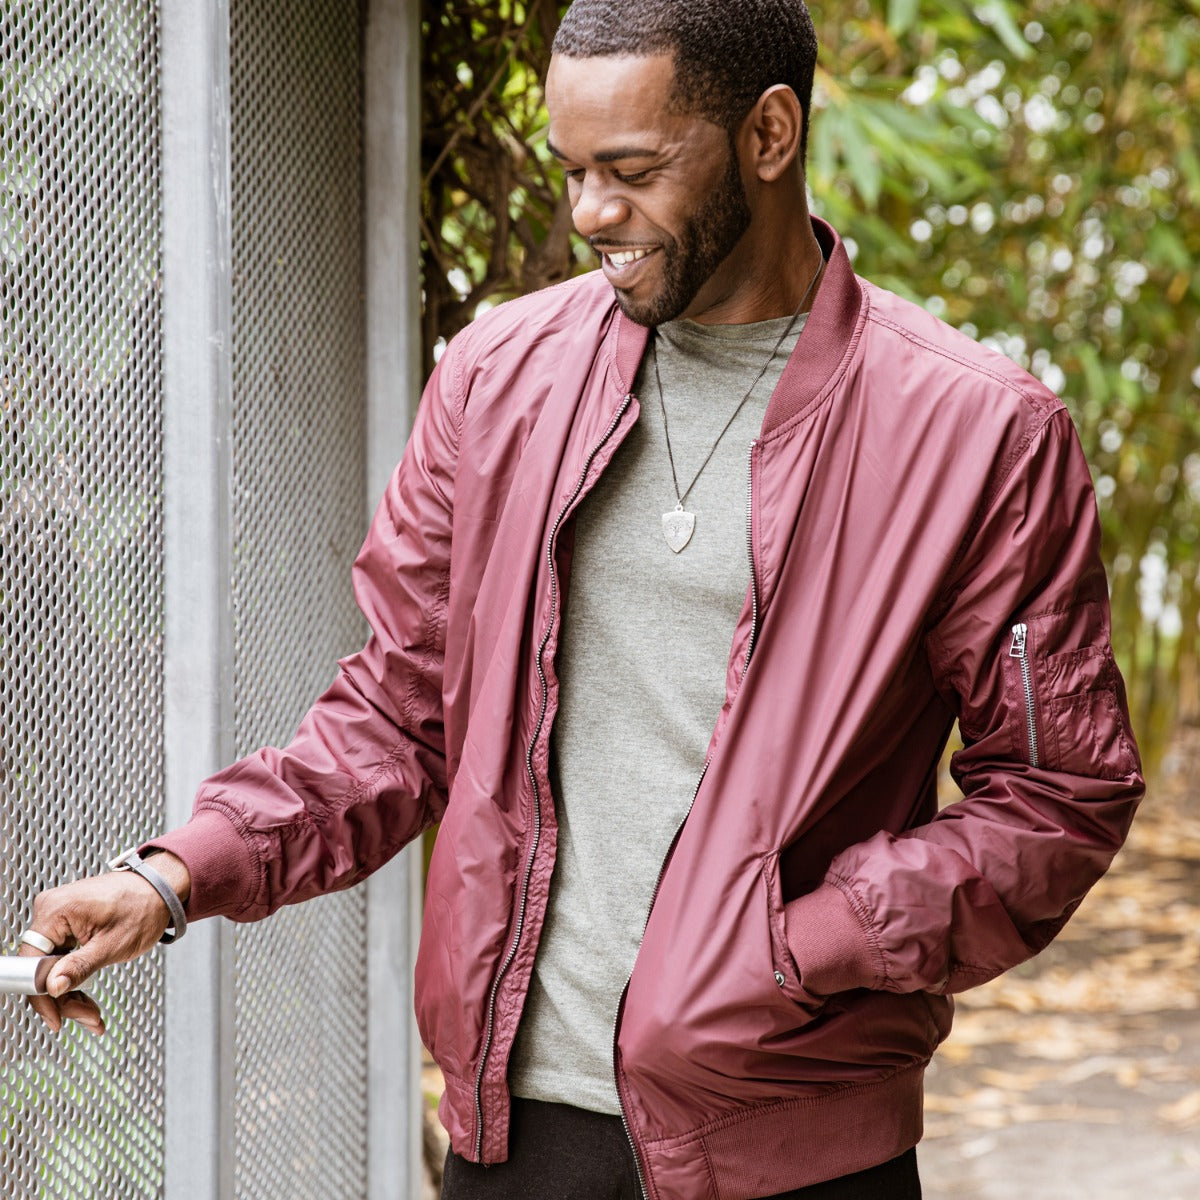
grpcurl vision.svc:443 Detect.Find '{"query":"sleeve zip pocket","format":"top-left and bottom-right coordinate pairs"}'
top-left (1009, 622), bottom-right (1040, 767)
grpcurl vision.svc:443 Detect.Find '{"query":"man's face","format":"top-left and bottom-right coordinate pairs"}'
top-left (545, 53), bottom-right (752, 327)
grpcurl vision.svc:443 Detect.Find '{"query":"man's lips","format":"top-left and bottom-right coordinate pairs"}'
top-left (594, 245), bottom-right (660, 282)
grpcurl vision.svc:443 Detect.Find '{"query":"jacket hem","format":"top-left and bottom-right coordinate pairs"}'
top-left (440, 1067), bottom-right (512, 1165)
top-left (642, 1065), bottom-right (925, 1200)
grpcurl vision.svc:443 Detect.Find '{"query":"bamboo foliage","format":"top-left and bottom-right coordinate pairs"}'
top-left (420, 0), bottom-right (575, 380)
top-left (421, 0), bottom-right (1200, 770)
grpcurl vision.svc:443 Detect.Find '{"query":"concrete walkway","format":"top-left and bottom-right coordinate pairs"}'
top-left (921, 742), bottom-right (1200, 1199)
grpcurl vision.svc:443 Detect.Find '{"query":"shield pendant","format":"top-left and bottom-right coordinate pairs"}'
top-left (662, 509), bottom-right (695, 553)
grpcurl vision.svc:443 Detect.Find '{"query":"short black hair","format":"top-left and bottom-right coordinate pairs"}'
top-left (553, 0), bottom-right (819, 160)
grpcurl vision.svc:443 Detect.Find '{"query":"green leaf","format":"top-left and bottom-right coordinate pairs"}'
top-left (838, 108), bottom-right (883, 207)
top-left (887, 0), bottom-right (920, 35)
top-left (809, 105), bottom-right (839, 193)
top-left (1176, 146), bottom-right (1200, 205)
top-left (1164, 34), bottom-right (1191, 78)
top-left (1075, 342), bottom-right (1111, 405)
top-left (1147, 223), bottom-right (1192, 273)
top-left (977, 0), bottom-right (1033, 60)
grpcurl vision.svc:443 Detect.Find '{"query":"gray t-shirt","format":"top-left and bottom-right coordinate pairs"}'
top-left (508, 312), bottom-right (807, 1114)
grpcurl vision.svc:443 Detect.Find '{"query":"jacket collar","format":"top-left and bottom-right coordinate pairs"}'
top-left (609, 217), bottom-right (864, 437)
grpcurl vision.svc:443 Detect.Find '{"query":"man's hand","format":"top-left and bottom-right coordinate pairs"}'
top-left (20, 851), bottom-right (191, 1036)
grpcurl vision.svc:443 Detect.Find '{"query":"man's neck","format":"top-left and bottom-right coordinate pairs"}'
top-left (683, 216), bottom-right (824, 326)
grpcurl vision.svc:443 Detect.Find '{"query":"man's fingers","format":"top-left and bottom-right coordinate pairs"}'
top-left (21, 870), bottom-right (175, 1032)
top-left (46, 947), bottom-right (99, 997)
top-left (24, 987), bottom-right (103, 1035)
top-left (55, 990), bottom-right (105, 1035)
top-left (29, 892), bottom-right (94, 955)
top-left (32, 873), bottom-right (172, 966)
top-left (27, 993), bottom-right (63, 1033)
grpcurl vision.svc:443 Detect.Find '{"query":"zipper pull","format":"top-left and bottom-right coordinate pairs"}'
top-left (1009, 623), bottom-right (1028, 658)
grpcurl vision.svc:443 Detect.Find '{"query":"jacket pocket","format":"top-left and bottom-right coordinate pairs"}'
top-left (1043, 675), bottom-right (1137, 780)
top-left (761, 850), bottom-right (826, 1014)
top-left (1006, 603), bottom-right (1138, 779)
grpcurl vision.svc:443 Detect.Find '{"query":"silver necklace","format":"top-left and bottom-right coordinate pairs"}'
top-left (653, 259), bottom-right (824, 553)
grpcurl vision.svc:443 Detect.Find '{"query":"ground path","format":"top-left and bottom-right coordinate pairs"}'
top-left (922, 730), bottom-right (1200, 1198)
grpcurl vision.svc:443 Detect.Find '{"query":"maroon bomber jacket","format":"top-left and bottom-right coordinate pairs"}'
top-left (154, 219), bottom-right (1144, 1200)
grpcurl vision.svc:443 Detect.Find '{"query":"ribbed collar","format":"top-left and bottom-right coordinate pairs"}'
top-left (610, 217), bottom-right (864, 437)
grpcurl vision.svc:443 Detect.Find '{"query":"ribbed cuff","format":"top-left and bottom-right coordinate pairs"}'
top-left (783, 882), bottom-right (882, 996)
top-left (143, 809), bottom-right (259, 921)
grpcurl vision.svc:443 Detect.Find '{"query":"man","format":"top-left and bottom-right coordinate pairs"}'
top-left (23, 2), bottom-right (1143, 1197)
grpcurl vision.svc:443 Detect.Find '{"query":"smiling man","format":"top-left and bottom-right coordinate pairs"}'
top-left (546, 58), bottom-right (758, 328)
top-left (23, 3), bottom-right (1143, 1199)
top-left (546, 21), bottom-right (813, 330)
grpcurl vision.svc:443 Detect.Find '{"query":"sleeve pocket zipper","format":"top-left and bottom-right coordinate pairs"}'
top-left (1009, 622), bottom-right (1040, 767)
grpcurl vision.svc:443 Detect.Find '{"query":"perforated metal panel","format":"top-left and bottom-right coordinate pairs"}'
top-left (0, 2), bottom-right (165, 1198)
top-left (227, 2), bottom-right (369, 1197)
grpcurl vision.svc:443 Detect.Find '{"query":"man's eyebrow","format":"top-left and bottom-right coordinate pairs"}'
top-left (546, 140), bottom-right (659, 164)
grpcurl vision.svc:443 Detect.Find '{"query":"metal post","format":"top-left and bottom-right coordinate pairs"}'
top-left (160, 2), bottom-right (235, 1197)
top-left (366, 0), bottom-right (425, 494)
top-left (365, 1), bottom-right (425, 1197)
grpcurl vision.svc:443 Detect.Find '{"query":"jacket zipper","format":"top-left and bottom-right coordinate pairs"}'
top-left (611, 758), bottom-right (710, 1200)
top-left (471, 393), bottom-right (634, 1163)
top-left (611, 444), bottom-right (763, 1197)
top-left (742, 441), bottom-right (761, 678)
top-left (1009, 622), bottom-right (1039, 768)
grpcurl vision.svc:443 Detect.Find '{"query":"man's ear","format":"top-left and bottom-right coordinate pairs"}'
top-left (742, 85), bottom-right (804, 182)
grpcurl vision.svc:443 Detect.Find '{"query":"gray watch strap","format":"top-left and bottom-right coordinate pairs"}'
top-left (107, 848), bottom-right (188, 943)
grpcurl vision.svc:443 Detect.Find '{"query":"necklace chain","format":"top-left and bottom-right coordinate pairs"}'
top-left (653, 258), bottom-right (824, 513)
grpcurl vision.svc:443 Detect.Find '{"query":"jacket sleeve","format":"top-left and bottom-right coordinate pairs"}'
top-left (149, 348), bottom-right (463, 922)
top-left (785, 406), bottom-right (1145, 997)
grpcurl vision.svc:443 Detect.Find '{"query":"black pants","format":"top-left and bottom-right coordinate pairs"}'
top-left (442, 1097), bottom-right (921, 1199)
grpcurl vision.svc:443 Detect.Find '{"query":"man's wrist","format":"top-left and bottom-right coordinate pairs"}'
top-left (140, 849), bottom-right (192, 905)
top-left (108, 848), bottom-right (190, 943)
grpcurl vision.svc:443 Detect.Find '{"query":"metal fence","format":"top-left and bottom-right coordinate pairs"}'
top-left (1, 1), bottom-right (421, 1197)
top-left (227, 1), bottom-right (371, 1196)
top-left (1, 3), bottom-right (167, 1195)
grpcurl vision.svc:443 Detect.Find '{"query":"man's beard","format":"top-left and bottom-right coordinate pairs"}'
top-left (601, 147), bottom-right (751, 328)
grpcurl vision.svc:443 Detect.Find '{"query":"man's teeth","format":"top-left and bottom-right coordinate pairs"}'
top-left (608, 249), bottom-right (652, 266)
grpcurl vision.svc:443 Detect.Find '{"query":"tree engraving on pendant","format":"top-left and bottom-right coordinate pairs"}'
top-left (663, 508), bottom-right (696, 553)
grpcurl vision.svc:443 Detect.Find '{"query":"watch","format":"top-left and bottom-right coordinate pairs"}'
top-left (108, 848), bottom-right (188, 944)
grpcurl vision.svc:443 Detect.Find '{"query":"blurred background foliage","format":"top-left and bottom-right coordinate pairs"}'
top-left (421, 0), bottom-right (1200, 775)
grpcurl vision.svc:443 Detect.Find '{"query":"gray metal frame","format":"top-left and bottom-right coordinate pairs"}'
top-left (160, 1), bottom-right (238, 1195)
top-left (364, 2), bottom-right (425, 1197)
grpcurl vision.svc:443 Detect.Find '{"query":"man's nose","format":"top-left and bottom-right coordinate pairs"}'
top-left (570, 176), bottom-right (631, 239)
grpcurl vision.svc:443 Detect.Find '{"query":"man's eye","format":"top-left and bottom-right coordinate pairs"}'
top-left (563, 168), bottom-right (585, 182)
top-left (614, 170), bottom-right (651, 185)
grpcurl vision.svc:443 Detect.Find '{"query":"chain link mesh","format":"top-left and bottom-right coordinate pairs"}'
top-left (227, 2), bottom-right (369, 1197)
top-left (1, 2), bottom-right (165, 1198)
top-left (2, 1), bottom-right (374, 1194)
